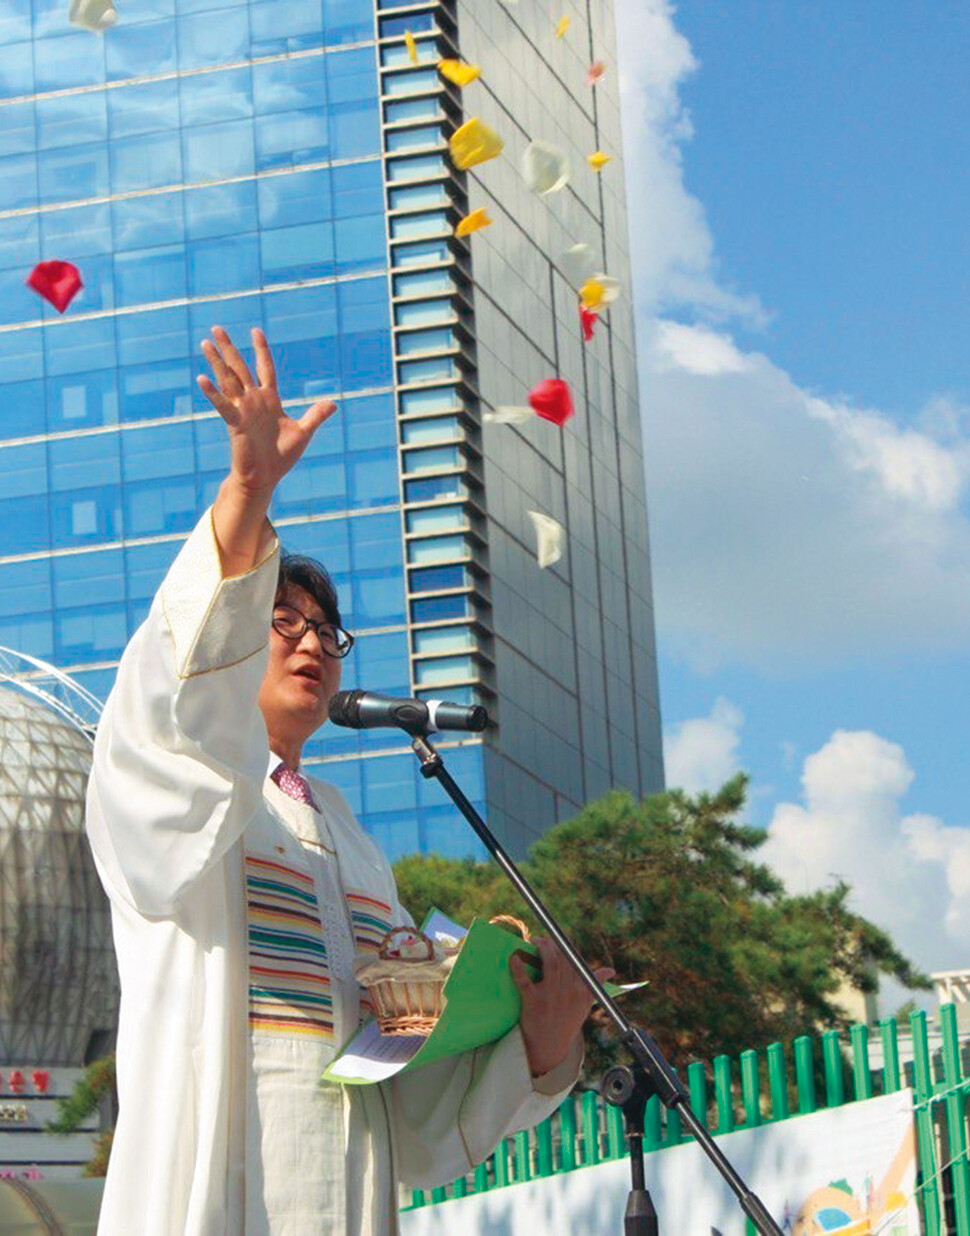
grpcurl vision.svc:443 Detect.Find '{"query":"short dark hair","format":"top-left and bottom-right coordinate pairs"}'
top-left (275, 552), bottom-right (342, 628)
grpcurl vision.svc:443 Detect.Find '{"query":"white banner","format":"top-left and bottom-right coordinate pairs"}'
top-left (401, 1089), bottom-right (919, 1236)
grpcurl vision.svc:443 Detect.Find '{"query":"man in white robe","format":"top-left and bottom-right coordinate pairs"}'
top-left (85, 326), bottom-right (611, 1235)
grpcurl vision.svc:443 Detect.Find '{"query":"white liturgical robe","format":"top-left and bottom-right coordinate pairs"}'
top-left (85, 510), bottom-right (581, 1236)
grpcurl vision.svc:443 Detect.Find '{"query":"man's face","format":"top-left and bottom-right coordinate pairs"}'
top-left (258, 585), bottom-right (342, 741)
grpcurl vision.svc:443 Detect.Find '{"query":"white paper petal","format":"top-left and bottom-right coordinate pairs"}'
top-left (527, 510), bottom-right (565, 570)
top-left (561, 242), bottom-right (597, 288)
top-left (590, 273), bottom-right (621, 305)
top-left (521, 140), bottom-right (570, 195)
top-left (483, 405), bottom-right (532, 424)
top-left (69, 0), bottom-right (117, 30)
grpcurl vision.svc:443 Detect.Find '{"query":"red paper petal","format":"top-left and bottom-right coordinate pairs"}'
top-left (528, 378), bottom-right (575, 426)
top-left (579, 305), bottom-right (598, 342)
top-left (26, 260), bottom-right (83, 313)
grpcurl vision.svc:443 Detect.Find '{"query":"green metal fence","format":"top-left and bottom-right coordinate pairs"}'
top-left (404, 1003), bottom-right (970, 1233)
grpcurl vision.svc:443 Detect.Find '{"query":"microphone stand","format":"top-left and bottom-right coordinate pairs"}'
top-left (408, 733), bottom-right (782, 1236)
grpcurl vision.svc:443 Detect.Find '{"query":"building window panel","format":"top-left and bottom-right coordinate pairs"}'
top-left (399, 386), bottom-right (458, 415)
top-left (389, 183), bottom-right (448, 213)
top-left (407, 534), bottom-right (468, 566)
top-left (403, 474), bottom-right (467, 504)
top-left (401, 444), bottom-right (461, 474)
top-left (389, 211), bottom-right (449, 241)
top-left (405, 504), bottom-right (464, 535)
top-left (408, 564), bottom-right (469, 594)
top-left (386, 125), bottom-right (444, 153)
top-left (412, 625), bottom-right (474, 655)
top-left (401, 416), bottom-right (459, 446)
top-left (392, 240), bottom-right (450, 269)
top-left (397, 325), bottom-right (454, 354)
top-left (398, 355), bottom-right (458, 385)
top-left (382, 68), bottom-right (440, 97)
top-left (410, 594), bottom-right (472, 623)
top-left (386, 153), bottom-right (447, 181)
top-left (383, 96), bottom-right (442, 125)
top-left (413, 655), bottom-right (476, 687)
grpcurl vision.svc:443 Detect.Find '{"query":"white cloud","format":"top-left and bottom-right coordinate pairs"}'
top-left (614, 0), bottom-right (970, 671)
top-left (663, 697), bottom-right (743, 794)
top-left (761, 730), bottom-right (970, 973)
top-left (653, 321), bottom-right (750, 376)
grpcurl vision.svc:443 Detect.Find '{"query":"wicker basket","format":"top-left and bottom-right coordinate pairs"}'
top-left (488, 914), bottom-right (531, 941)
top-left (359, 927), bottom-right (450, 1037)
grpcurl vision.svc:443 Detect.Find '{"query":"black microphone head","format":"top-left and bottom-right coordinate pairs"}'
top-left (467, 705), bottom-right (488, 732)
top-left (328, 689), bottom-right (362, 728)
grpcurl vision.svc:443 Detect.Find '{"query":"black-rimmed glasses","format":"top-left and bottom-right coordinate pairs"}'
top-left (272, 605), bottom-right (355, 659)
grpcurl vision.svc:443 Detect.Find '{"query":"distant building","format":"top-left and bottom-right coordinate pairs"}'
top-left (0, 0), bottom-right (663, 864)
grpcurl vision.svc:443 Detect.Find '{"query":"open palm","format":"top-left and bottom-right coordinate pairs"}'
top-left (198, 326), bottom-right (336, 495)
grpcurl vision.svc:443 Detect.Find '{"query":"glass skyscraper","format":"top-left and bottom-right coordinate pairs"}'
top-left (0, 0), bottom-right (662, 861)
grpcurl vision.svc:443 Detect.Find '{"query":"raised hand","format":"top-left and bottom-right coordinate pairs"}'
top-left (199, 325), bottom-right (336, 498)
top-left (200, 326), bottom-right (338, 576)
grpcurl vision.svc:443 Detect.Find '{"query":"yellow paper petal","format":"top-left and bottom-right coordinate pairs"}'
top-left (580, 275), bottom-right (620, 311)
top-left (527, 511), bottom-right (565, 569)
top-left (449, 118), bottom-right (504, 170)
top-left (522, 140), bottom-right (570, 195)
top-left (484, 406), bottom-right (532, 424)
top-left (588, 150), bottom-right (612, 171)
top-left (455, 207), bottom-right (493, 238)
top-left (438, 59), bottom-right (481, 87)
top-left (404, 29), bottom-right (418, 64)
top-left (555, 16), bottom-right (570, 38)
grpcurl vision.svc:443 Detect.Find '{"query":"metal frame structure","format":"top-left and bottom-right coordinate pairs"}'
top-left (0, 653), bottom-right (117, 1067)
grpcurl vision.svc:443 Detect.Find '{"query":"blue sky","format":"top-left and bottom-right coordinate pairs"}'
top-left (614, 0), bottom-right (970, 991)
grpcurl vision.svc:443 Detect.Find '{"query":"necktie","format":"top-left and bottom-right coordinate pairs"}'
top-left (271, 762), bottom-right (318, 810)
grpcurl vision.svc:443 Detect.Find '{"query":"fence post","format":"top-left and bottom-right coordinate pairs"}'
top-left (713, 1054), bottom-right (734, 1134)
top-left (535, 1116), bottom-right (554, 1177)
top-left (941, 1002), bottom-right (970, 1236)
top-left (911, 1008), bottom-right (942, 1236)
top-left (452, 1175), bottom-right (467, 1199)
top-left (793, 1035), bottom-right (816, 1114)
top-left (409, 1190), bottom-right (426, 1208)
top-left (849, 1023), bottom-right (873, 1101)
top-left (494, 1137), bottom-right (512, 1188)
top-left (559, 1093), bottom-right (577, 1172)
top-left (606, 1102), bottom-right (626, 1159)
top-left (430, 1185), bottom-right (447, 1204)
top-left (740, 1049), bottom-right (761, 1128)
top-left (473, 1160), bottom-right (489, 1193)
top-left (687, 1060), bottom-right (708, 1132)
top-left (767, 1042), bottom-right (789, 1122)
top-left (879, 1017), bottom-right (902, 1093)
top-left (581, 1091), bottom-right (601, 1166)
top-left (645, 1094), bottom-right (662, 1151)
top-left (822, 1029), bottom-right (844, 1107)
top-left (514, 1128), bottom-right (532, 1182)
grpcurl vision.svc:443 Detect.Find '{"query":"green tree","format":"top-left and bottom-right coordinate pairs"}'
top-left (46, 1054), bottom-right (116, 1177)
top-left (393, 776), bottom-right (929, 1077)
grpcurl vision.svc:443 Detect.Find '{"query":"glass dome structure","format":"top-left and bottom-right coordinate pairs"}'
top-left (0, 650), bottom-right (118, 1066)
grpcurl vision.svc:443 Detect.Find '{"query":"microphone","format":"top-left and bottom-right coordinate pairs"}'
top-left (328, 689), bottom-right (489, 736)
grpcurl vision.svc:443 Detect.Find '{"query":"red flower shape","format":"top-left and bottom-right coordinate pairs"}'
top-left (8, 1071), bottom-right (24, 1094)
top-left (579, 305), bottom-right (598, 342)
top-left (528, 378), bottom-right (575, 426)
top-left (26, 261), bottom-right (83, 313)
top-left (31, 1070), bottom-right (49, 1094)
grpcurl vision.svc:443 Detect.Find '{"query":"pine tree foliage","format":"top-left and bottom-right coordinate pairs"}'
top-left (393, 777), bottom-right (930, 1076)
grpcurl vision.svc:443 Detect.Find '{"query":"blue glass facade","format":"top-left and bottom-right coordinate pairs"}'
top-left (0, 0), bottom-right (662, 863)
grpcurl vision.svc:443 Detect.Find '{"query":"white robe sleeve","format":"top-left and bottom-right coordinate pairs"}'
top-left (387, 1023), bottom-right (583, 1189)
top-left (380, 884), bottom-right (583, 1189)
top-left (85, 508), bottom-right (279, 918)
